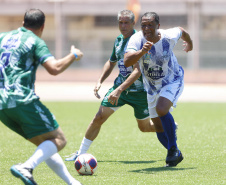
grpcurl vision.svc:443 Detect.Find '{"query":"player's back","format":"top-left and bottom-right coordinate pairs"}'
top-left (0, 27), bottom-right (45, 109)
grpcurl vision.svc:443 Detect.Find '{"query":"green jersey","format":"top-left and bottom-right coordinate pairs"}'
top-left (0, 27), bottom-right (54, 109)
top-left (110, 30), bottom-right (145, 92)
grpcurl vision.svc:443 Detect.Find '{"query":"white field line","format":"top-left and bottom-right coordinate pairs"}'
top-left (35, 82), bottom-right (226, 103)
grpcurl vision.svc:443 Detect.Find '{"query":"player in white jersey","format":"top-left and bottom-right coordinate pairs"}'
top-left (65, 10), bottom-right (158, 162)
top-left (124, 12), bottom-right (193, 167)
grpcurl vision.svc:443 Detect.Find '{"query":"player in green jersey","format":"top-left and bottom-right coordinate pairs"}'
top-left (65, 10), bottom-right (158, 161)
top-left (0, 9), bottom-right (83, 185)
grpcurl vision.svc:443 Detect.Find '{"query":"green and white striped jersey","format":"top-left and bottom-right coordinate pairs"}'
top-left (110, 30), bottom-right (145, 92)
top-left (0, 27), bottom-right (54, 109)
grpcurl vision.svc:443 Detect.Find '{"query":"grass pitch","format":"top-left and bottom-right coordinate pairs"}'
top-left (0, 102), bottom-right (225, 185)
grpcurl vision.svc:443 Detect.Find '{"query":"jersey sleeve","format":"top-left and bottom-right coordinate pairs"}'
top-left (165, 27), bottom-right (182, 43)
top-left (125, 31), bottom-right (142, 53)
top-left (35, 39), bottom-right (54, 64)
top-left (109, 39), bottom-right (117, 63)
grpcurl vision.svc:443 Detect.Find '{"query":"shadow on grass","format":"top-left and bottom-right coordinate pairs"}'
top-left (98, 160), bottom-right (196, 173)
top-left (97, 160), bottom-right (158, 164)
top-left (129, 166), bottom-right (196, 174)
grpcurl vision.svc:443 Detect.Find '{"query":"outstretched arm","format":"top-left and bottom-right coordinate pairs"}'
top-left (42, 45), bottom-right (83, 75)
top-left (179, 27), bottom-right (193, 52)
top-left (107, 62), bottom-right (141, 106)
top-left (94, 60), bottom-right (116, 99)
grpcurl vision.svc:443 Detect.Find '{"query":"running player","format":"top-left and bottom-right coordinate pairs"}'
top-left (124, 12), bottom-right (193, 167)
top-left (66, 10), bottom-right (166, 162)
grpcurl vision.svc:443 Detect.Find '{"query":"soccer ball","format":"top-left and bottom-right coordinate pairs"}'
top-left (74, 153), bottom-right (97, 175)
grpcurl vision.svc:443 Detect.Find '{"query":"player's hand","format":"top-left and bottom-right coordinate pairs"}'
top-left (94, 82), bottom-right (101, 99)
top-left (71, 45), bottom-right (83, 61)
top-left (183, 41), bottom-right (193, 52)
top-left (141, 41), bottom-right (154, 54)
top-left (108, 89), bottom-right (121, 106)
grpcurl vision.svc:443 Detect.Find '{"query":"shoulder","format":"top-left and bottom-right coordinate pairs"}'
top-left (160, 27), bottom-right (182, 35)
top-left (130, 31), bottom-right (143, 40)
top-left (159, 27), bottom-right (182, 39)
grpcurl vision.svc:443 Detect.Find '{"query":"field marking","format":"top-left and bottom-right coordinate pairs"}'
top-left (35, 82), bottom-right (226, 102)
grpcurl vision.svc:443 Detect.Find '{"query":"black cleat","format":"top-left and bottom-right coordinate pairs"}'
top-left (165, 146), bottom-right (183, 167)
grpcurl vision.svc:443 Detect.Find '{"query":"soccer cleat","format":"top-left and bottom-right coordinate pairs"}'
top-left (10, 164), bottom-right (37, 185)
top-left (165, 146), bottom-right (183, 167)
top-left (65, 152), bottom-right (79, 161)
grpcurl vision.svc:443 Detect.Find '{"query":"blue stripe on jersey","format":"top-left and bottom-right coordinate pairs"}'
top-left (162, 38), bottom-right (170, 53)
top-left (173, 66), bottom-right (184, 102)
top-left (39, 54), bottom-right (53, 63)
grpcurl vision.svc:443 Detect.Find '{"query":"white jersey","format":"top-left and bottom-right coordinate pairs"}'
top-left (126, 27), bottom-right (184, 96)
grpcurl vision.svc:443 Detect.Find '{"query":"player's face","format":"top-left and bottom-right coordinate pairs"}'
top-left (118, 16), bottom-right (135, 39)
top-left (141, 16), bottom-right (160, 41)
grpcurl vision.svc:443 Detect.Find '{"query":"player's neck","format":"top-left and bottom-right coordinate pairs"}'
top-left (148, 30), bottom-right (161, 43)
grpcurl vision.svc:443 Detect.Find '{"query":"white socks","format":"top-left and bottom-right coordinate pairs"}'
top-left (45, 153), bottom-right (78, 185)
top-left (22, 140), bottom-right (57, 169)
top-left (22, 140), bottom-right (82, 185)
top-left (77, 137), bottom-right (93, 155)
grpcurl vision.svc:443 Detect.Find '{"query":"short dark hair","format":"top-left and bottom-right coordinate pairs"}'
top-left (141, 12), bottom-right (159, 24)
top-left (23, 9), bottom-right (45, 29)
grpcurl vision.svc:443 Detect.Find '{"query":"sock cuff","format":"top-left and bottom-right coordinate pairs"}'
top-left (84, 137), bottom-right (93, 145)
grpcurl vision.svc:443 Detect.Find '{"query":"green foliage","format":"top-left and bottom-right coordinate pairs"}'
top-left (0, 102), bottom-right (225, 185)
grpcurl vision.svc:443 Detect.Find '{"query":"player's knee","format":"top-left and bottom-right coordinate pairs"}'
top-left (93, 112), bottom-right (106, 125)
top-left (156, 106), bottom-right (168, 117)
top-left (138, 124), bottom-right (147, 132)
top-left (56, 136), bottom-right (67, 151)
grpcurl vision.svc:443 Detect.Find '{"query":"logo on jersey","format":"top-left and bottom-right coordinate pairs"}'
top-left (147, 66), bottom-right (165, 80)
top-left (118, 59), bottom-right (132, 77)
top-left (1, 34), bottom-right (21, 50)
top-left (143, 109), bottom-right (149, 115)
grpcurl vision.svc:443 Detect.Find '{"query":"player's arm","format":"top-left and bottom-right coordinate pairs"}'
top-left (124, 41), bottom-right (153, 67)
top-left (178, 27), bottom-right (193, 52)
top-left (108, 62), bottom-right (141, 106)
top-left (42, 45), bottom-right (83, 76)
top-left (94, 60), bottom-right (116, 99)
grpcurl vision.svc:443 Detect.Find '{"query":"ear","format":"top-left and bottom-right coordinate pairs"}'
top-left (40, 24), bottom-right (45, 31)
top-left (22, 21), bottom-right (25, 26)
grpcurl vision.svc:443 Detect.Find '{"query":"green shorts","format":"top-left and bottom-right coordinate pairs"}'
top-left (101, 86), bottom-right (149, 120)
top-left (0, 100), bottom-right (59, 139)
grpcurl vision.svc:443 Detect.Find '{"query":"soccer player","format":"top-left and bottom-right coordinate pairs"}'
top-left (0, 9), bottom-right (83, 185)
top-left (65, 10), bottom-right (158, 162)
top-left (124, 12), bottom-right (193, 167)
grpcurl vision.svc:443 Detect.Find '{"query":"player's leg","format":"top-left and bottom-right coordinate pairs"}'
top-left (136, 118), bottom-right (155, 132)
top-left (77, 105), bottom-right (114, 155)
top-left (85, 105), bottom-right (114, 141)
top-left (66, 86), bottom-right (122, 161)
top-left (156, 96), bottom-right (177, 149)
top-left (129, 90), bottom-right (156, 132)
top-left (151, 117), bottom-right (168, 149)
top-left (65, 106), bottom-right (115, 161)
top-left (7, 100), bottom-right (82, 184)
top-left (147, 93), bottom-right (172, 151)
top-left (45, 153), bottom-right (81, 185)
top-left (156, 82), bottom-right (184, 167)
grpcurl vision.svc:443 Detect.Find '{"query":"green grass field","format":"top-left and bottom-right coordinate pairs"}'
top-left (0, 102), bottom-right (225, 185)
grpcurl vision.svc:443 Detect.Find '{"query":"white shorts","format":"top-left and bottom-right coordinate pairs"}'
top-left (147, 81), bottom-right (184, 118)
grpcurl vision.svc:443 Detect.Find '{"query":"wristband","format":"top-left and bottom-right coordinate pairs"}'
top-left (73, 52), bottom-right (78, 59)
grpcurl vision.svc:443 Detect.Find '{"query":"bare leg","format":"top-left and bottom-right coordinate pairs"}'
top-left (85, 105), bottom-right (114, 141)
top-left (136, 118), bottom-right (156, 132)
